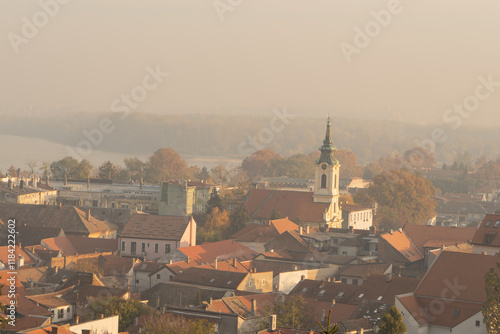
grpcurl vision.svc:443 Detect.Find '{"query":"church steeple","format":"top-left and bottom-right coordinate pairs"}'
top-left (316, 115), bottom-right (338, 166)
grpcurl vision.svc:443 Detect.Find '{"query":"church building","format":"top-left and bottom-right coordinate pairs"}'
top-left (244, 117), bottom-right (343, 228)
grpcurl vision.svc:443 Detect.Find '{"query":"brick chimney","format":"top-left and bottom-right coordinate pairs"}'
top-left (214, 257), bottom-right (218, 270)
top-left (86, 209), bottom-right (91, 221)
top-left (305, 225), bottom-right (310, 234)
top-left (269, 314), bottom-right (277, 331)
top-left (299, 226), bottom-right (303, 235)
top-left (251, 299), bottom-right (257, 316)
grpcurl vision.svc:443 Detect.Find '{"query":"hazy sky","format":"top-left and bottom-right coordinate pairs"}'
top-left (1, 0), bottom-right (499, 125)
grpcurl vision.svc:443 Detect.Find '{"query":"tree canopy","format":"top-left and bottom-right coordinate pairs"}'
top-left (378, 306), bottom-right (406, 334)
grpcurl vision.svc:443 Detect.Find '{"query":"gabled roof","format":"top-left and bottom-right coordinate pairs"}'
top-left (230, 224), bottom-right (277, 243)
top-left (25, 286), bottom-right (74, 308)
top-left (173, 267), bottom-right (248, 290)
top-left (347, 274), bottom-right (419, 305)
top-left (0, 246), bottom-right (37, 266)
top-left (245, 189), bottom-right (330, 223)
top-left (380, 230), bottom-right (423, 262)
top-left (265, 230), bottom-right (312, 253)
top-left (414, 251), bottom-right (500, 303)
top-left (342, 203), bottom-right (372, 213)
top-left (41, 235), bottom-right (118, 256)
top-left (269, 218), bottom-right (299, 234)
top-left (337, 263), bottom-right (392, 279)
top-left (141, 282), bottom-right (230, 308)
top-left (133, 261), bottom-right (166, 275)
top-left (0, 203), bottom-right (115, 236)
top-left (207, 293), bottom-right (276, 318)
top-left (99, 254), bottom-right (137, 276)
top-left (471, 214), bottom-right (500, 247)
top-left (288, 279), bottom-right (360, 304)
top-left (403, 224), bottom-right (476, 255)
top-left (178, 239), bottom-right (257, 265)
top-left (398, 294), bottom-right (483, 328)
top-left (120, 214), bottom-right (193, 240)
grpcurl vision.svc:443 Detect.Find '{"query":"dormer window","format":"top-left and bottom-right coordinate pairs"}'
top-left (486, 220), bottom-right (492, 227)
top-left (494, 221), bottom-right (500, 228)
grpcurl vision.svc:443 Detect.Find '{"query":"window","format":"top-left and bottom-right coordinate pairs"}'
top-left (341, 278), bottom-right (347, 284)
top-left (342, 251), bottom-right (347, 255)
top-left (209, 278), bottom-right (215, 283)
top-left (494, 221), bottom-right (500, 228)
top-left (121, 241), bottom-right (125, 251)
top-left (301, 288), bottom-right (307, 293)
top-left (226, 281), bottom-right (232, 285)
top-left (476, 320), bottom-right (480, 327)
top-left (336, 292), bottom-right (344, 298)
top-left (321, 174), bottom-right (327, 188)
top-left (155, 243), bottom-right (159, 253)
top-left (318, 290), bottom-right (326, 296)
top-left (358, 293), bottom-right (364, 299)
top-left (156, 274), bottom-right (161, 279)
top-left (262, 279), bottom-right (266, 285)
top-left (485, 220), bottom-right (492, 227)
top-left (135, 279), bottom-right (139, 284)
top-left (377, 296), bottom-right (383, 301)
top-left (352, 279), bottom-right (359, 285)
top-left (66, 307), bottom-right (70, 313)
top-left (165, 244), bottom-right (171, 254)
top-left (249, 280), bottom-right (253, 287)
top-left (58, 309), bottom-right (64, 319)
top-left (141, 243), bottom-right (146, 252)
top-left (131, 242), bottom-right (136, 255)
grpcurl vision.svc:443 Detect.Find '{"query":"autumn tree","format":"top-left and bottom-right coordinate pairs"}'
top-left (50, 156), bottom-right (94, 179)
top-left (210, 164), bottom-right (229, 184)
top-left (336, 149), bottom-right (364, 179)
top-left (261, 295), bottom-right (307, 330)
top-left (124, 157), bottom-right (147, 182)
top-left (142, 313), bottom-right (215, 334)
top-left (205, 207), bottom-right (231, 232)
top-left (146, 148), bottom-right (188, 182)
top-left (355, 169), bottom-right (435, 226)
top-left (378, 306), bottom-right (406, 334)
top-left (241, 149), bottom-right (279, 180)
top-left (403, 147), bottom-right (436, 170)
top-left (196, 167), bottom-right (211, 182)
top-left (86, 297), bottom-right (154, 331)
top-left (483, 260), bottom-right (500, 333)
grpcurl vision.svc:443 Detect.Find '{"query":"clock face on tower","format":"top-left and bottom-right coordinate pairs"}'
top-left (322, 164), bottom-right (327, 170)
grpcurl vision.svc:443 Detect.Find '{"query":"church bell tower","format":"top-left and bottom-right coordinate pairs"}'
top-left (313, 116), bottom-right (342, 227)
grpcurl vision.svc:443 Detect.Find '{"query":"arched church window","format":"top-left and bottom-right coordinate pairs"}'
top-left (321, 174), bottom-right (327, 188)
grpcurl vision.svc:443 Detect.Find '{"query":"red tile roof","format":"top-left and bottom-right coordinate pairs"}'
top-left (347, 274), bottom-right (419, 304)
top-left (121, 214), bottom-right (193, 240)
top-left (380, 230), bottom-right (423, 262)
top-left (472, 214), bottom-right (500, 247)
top-left (246, 189), bottom-right (330, 222)
top-left (414, 251), bottom-right (500, 303)
top-left (337, 263), bottom-right (392, 279)
top-left (0, 246), bottom-right (37, 267)
top-left (41, 235), bottom-right (118, 256)
top-left (178, 239), bottom-right (258, 265)
top-left (288, 279), bottom-right (360, 304)
top-left (403, 224), bottom-right (476, 255)
top-left (270, 218), bottom-right (299, 234)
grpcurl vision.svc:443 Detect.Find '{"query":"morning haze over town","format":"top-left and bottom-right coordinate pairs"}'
top-left (0, 1), bottom-right (499, 333)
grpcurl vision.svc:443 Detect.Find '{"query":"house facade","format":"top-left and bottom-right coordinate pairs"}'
top-left (119, 214), bottom-right (196, 261)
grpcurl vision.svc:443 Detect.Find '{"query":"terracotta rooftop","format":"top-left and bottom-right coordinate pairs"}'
top-left (265, 230), bottom-right (312, 254)
top-left (403, 224), bottom-right (476, 254)
top-left (288, 279), bottom-right (360, 304)
top-left (471, 214), bottom-right (500, 247)
top-left (173, 267), bottom-right (249, 290)
top-left (25, 286), bottom-right (74, 308)
top-left (245, 189), bottom-right (330, 222)
top-left (347, 274), bottom-right (419, 305)
top-left (0, 245), bottom-right (37, 267)
top-left (41, 235), bottom-right (118, 256)
top-left (380, 230), bottom-right (423, 262)
top-left (0, 203), bottom-right (115, 236)
top-left (337, 263), bottom-right (392, 279)
top-left (414, 251), bottom-right (500, 303)
top-left (133, 261), bottom-right (166, 274)
top-left (177, 239), bottom-right (258, 265)
top-left (121, 214), bottom-right (193, 240)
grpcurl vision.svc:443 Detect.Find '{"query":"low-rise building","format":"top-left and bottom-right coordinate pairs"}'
top-left (119, 214), bottom-right (196, 261)
top-left (472, 213), bottom-right (500, 255)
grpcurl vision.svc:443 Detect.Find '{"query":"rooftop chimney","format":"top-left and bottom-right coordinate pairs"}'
top-left (87, 177), bottom-right (90, 190)
top-left (299, 226), bottom-right (303, 235)
top-left (64, 174), bottom-right (68, 186)
top-left (19, 179), bottom-right (24, 189)
top-left (389, 229), bottom-right (393, 235)
top-left (214, 258), bottom-right (218, 270)
top-left (233, 258), bottom-right (237, 267)
top-left (386, 272), bottom-right (392, 283)
top-left (321, 309), bottom-right (326, 322)
top-left (46, 172), bottom-right (49, 186)
top-left (332, 299), bottom-right (336, 306)
top-left (251, 299), bottom-right (257, 316)
top-left (398, 228), bottom-right (403, 232)
top-left (140, 177), bottom-right (144, 189)
top-left (269, 314), bottom-right (277, 331)
top-left (7, 178), bottom-right (13, 190)
top-left (305, 225), bottom-right (310, 234)
top-left (300, 275), bottom-right (305, 281)
top-left (86, 209), bottom-right (91, 221)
